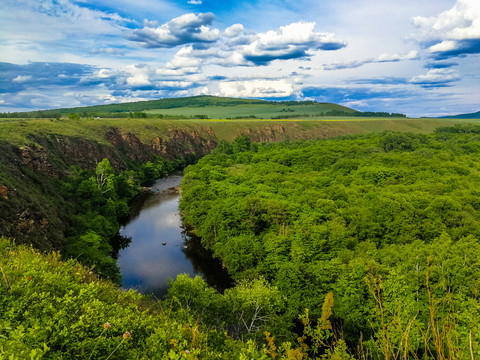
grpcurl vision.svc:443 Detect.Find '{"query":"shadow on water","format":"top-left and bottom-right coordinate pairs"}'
top-left (182, 229), bottom-right (234, 294)
top-left (116, 174), bottom-right (233, 299)
top-left (110, 233), bottom-right (132, 260)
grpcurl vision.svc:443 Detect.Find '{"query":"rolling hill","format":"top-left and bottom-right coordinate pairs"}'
top-left (440, 110), bottom-right (480, 119)
top-left (2, 95), bottom-right (361, 119)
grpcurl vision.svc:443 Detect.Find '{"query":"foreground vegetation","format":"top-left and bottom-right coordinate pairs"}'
top-left (180, 128), bottom-right (480, 358)
top-left (0, 238), bottom-right (360, 359)
top-left (0, 237), bottom-right (262, 359)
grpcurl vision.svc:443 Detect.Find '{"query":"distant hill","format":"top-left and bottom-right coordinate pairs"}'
top-left (0, 95), bottom-right (408, 119)
top-left (440, 110), bottom-right (480, 119)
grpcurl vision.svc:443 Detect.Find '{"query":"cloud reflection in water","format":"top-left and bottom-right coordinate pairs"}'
top-left (118, 181), bottom-right (197, 297)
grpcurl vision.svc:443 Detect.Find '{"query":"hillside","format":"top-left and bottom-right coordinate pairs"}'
top-left (2, 95), bottom-right (359, 119)
top-left (0, 95), bottom-right (376, 119)
top-left (440, 110), bottom-right (480, 119)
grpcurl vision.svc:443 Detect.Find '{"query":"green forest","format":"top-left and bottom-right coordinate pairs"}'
top-left (179, 127), bottom-right (480, 358)
top-left (2, 125), bottom-right (480, 359)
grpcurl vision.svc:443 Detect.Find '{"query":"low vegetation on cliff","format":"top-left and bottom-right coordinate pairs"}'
top-left (0, 237), bottom-right (261, 359)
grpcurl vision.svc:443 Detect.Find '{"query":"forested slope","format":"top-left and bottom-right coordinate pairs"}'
top-left (0, 95), bottom-right (355, 118)
top-left (180, 128), bottom-right (480, 358)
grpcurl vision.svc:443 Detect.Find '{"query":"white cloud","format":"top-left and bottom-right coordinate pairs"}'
top-left (412, 0), bottom-right (480, 58)
top-left (188, 0), bottom-right (202, 4)
top-left (218, 80), bottom-right (294, 98)
top-left (409, 68), bottom-right (461, 87)
top-left (12, 75), bottom-right (32, 82)
top-left (94, 68), bottom-right (115, 79)
top-left (224, 24), bottom-right (244, 38)
top-left (377, 50), bottom-right (419, 62)
top-left (171, 20), bottom-right (347, 68)
top-left (125, 65), bottom-right (151, 87)
top-left (166, 46), bottom-right (202, 68)
top-left (323, 50), bottom-right (419, 71)
top-left (90, 47), bottom-right (125, 56)
top-left (239, 21), bottom-right (347, 65)
top-left (129, 12), bottom-right (220, 48)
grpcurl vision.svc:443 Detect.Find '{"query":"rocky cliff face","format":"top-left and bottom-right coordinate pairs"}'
top-left (27, 126), bottom-right (218, 172)
top-left (0, 126), bottom-right (217, 249)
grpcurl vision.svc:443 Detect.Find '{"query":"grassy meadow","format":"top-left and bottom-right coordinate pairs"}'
top-left (144, 101), bottom-right (356, 119)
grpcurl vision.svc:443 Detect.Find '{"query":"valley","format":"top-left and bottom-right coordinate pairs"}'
top-left (1, 97), bottom-right (479, 359)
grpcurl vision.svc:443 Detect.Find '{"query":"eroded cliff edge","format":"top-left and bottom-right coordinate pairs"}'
top-left (0, 126), bottom-right (217, 250)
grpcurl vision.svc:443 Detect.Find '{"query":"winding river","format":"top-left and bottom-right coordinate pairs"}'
top-left (117, 174), bottom-right (232, 298)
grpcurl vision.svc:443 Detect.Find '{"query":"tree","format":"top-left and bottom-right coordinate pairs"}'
top-left (95, 158), bottom-right (114, 190)
top-left (223, 277), bottom-right (284, 339)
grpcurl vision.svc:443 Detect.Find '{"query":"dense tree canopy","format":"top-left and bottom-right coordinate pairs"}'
top-left (180, 128), bottom-right (480, 358)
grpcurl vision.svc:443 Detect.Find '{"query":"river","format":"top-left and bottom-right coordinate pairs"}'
top-left (117, 174), bottom-right (232, 299)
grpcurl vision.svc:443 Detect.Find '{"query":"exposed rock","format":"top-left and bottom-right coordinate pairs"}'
top-left (19, 145), bottom-right (56, 176)
top-left (151, 136), bottom-right (168, 154)
top-left (32, 135), bottom-right (124, 171)
top-left (13, 208), bottom-right (52, 248)
top-left (105, 128), bottom-right (153, 165)
top-left (151, 127), bottom-right (217, 159)
top-left (240, 124), bottom-right (287, 142)
top-left (205, 127), bottom-right (216, 137)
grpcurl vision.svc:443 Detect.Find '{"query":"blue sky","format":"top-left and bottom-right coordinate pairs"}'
top-left (0, 0), bottom-right (479, 117)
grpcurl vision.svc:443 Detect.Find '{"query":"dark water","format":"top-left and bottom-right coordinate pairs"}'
top-left (117, 174), bottom-right (232, 298)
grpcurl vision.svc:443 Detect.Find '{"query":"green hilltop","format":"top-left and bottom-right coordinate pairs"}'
top-left (440, 110), bottom-right (480, 119)
top-left (1, 95), bottom-right (404, 119)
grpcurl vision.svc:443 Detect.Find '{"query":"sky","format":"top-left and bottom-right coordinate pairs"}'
top-left (0, 0), bottom-right (479, 117)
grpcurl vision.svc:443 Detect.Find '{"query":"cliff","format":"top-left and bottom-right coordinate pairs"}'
top-left (0, 125), bottom-right (216, 250)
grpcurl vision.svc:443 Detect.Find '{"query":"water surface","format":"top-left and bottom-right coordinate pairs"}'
top-left (117, 175), bottom-right (231, 298)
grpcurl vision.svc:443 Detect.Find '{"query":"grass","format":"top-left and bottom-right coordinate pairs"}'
top-left (1, 115), bottom-right (479, 147)
top-left (145, 102), bottom-right (356, 119)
